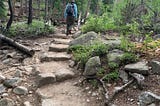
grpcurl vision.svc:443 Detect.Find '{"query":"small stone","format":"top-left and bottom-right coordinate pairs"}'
top-left (92, 92), bottom-right (97, 97)
top-left (88, 91), bottom-right (92, 94)
top-left (69, 60), bottom-right (75, 68)
top-left (3, 77), bottom-right (21, 88)
top-left (14, 70), bottom-right (22, 77)
top-left (2, 93), bottom-right (8, 97)
top-left (0, 74), bottom-right (6, 83)
top-left (0, 98), bottom-right (15, 106)
top-left (23, 101), bottom-right (32, 106)
top-left (85, 87), bottom-right (90, 90)
top-left (13, 86), bottom-right (28, 95)
top-left (86, 99), bottom-right (90, 102)
top-left (29, 91), bottom-right (33, 94)
top-left (2, 59), bottom-right (11, 64)
top-left (0, 84), bottom-right (6, 94)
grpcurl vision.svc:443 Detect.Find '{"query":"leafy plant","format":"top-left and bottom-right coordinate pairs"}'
top-left (103, 70), bottom-right (119, 82)
top-left (120, 52), bottom-right (138, 64)
top-left (108, 62), bottom-right (119, 70)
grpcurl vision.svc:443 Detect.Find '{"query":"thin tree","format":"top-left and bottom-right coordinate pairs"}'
top-left (28, 0), bottom-right (32, 24)
top-left (6, 0), bottom-right (14, 29)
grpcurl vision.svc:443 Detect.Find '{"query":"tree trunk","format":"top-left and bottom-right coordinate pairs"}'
top-left (37, 0), bottom-right (40, 20)
top-left (44, 0), bottom-right (49, 23)
top-left (19, 0), bottom-right (23, 16)
top-left (0, 34), bottom-right (35, 56)
top-left (6, 0), bottom-right (13, 29)
top-left (28, 0), bottom-right (32, 24)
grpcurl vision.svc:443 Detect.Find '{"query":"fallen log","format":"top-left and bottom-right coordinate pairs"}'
top-left (0, 34), bottom-right (35, 56)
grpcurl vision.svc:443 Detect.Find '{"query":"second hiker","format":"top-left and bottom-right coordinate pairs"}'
top-left (64, 0), bottom-right (78, 36)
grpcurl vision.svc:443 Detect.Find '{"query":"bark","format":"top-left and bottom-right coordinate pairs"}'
top-left (6, 0), bottom-right (14, 29)
top-left (19, 0), bottom-right (23, 16)
top-left (44, 0), bottom-right (49, 23)
top-left (28, 0), bottom-right (32, 24)
top-left (0, 34), bottom-right (35, 56)
top-left (37, 0), bottom-right (40, 20)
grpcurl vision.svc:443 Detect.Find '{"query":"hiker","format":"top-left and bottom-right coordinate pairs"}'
top-left (64, 0), bottom-right (77, 36)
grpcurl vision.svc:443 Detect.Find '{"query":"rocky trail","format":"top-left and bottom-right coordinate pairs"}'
top-left (0, 28), bottom-right (102, 106)
top-left (0, 27), bottom-right (160, 106)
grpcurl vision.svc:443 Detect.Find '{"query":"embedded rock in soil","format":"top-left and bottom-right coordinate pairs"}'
top-left (3, 77), bottom-right (21, 88)
top-left (83, 56), bottom-right (101, 76)
top-left (13, 86), bottom-right (28, 95)
top-left (0, 98), bottom-right (15, 106)
top-left (149, 60), bottom-right (160, 75)
top-left (124, 61), bottom-right (149, 75)
top-left (0, 84), bottom-right (7, 94)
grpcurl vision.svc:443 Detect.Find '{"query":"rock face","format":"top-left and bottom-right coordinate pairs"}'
top-left (138, 92), bottom-right (160, 106)
top-left (124, 61), bottom-right (149, 75)
top-left (149, 60), bottom-right (160, 75)
top-left (0, 98), bottom-right (15, 106)
top-left (13, 86), bottom-right (28, 95)
top-left (83, 56), bottom-right (101, 76)
top-left (73, 31), bottom-right (82, 39)
top-left (69, 31), bottom-right (99, 46)
top-left (37, 73), bottom-right (56, 88)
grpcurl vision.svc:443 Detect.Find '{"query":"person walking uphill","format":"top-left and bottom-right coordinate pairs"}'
top-left (64, 0), bottom-right (78, 36)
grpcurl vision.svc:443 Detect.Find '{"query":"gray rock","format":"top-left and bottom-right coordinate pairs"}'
top-left (107, 49), bottom-right (124, 64)
top-left (124, 61), bottom-right (149, 75)
top-left (37, 73), bottom-right (56, 88)
top-left (0, 98), bottom-right (15, 106)
top-left (153, 34), bottom-right (160, 40)
top-left (69, 31), bottom-right (99, 46)
top-left (119, 70), bottom-right (129, 83)
top-left (0, 84), bottom-right (6, 94)
top-left (69, 60), bottom-right (75, 68)
top-left (103, 38), bottom-right (121, 49)
top-left (83, 56), bottom-right (101, 76)
top-left (14, 70), bottom-right (22, 77)
top-left (2, 58), bottom-right (11, 64)
top-left (138, 92), bottom-right (160, 106)
top-left (0, 73), bottom-right (6, 83)
top-left (149, 60), bottom-right (160, 75)
top-left (3, 77), bottom-right (21, 88)
top-left (73, 31), bottom-right (82, 38)
top-left (13, 86), bottom-right (28, 95)
top-left (55, 69), bottom-right (75, 82)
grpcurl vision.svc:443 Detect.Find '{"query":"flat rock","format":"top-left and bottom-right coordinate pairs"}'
top-left (52, 34), bottom-right (68, 39)
top-left (0, 98), bottom-right (15, 106)
top-left (13, 86), bottom-right (28, 95)
top-left (54, 38), bottom-right (71, 44)
top-left (23, 101), bottom-right (32, 106)
top-left (40, 52), bottom-right (71, 62)
top-left (37, 73), bottom-right (56, 88)
top-left (55, 69), bottom-right (75, 82)
top-left (124, 61), bottom-right (149, 75)
top-left (49, 44), bottom-right (69, 52)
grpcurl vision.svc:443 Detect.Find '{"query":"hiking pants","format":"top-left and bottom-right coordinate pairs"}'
top-left (66, 16), bottom-right (75, 35)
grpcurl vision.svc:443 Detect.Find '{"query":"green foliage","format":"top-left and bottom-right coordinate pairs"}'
top-left (120, 35), bottom-right (135, 52)
top-left (120, 53), bottom-right (138, 64)
top-left (69, 43), bottom-right (108, 67)
top-left (6, 20), bottom-right (54, 36)
top-left (108, 62), bottom-right (119, 70)
top-left (103, 70), bottom-right (119, 82)
top-left (97, 68), bottom-right (105, 76)
top-left (0, 0), bottom-right (6, 18)
top-left (82, 14), bottom-right (117, 33)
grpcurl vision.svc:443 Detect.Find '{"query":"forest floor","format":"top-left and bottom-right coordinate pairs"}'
top-left (0, 25), bottom-right (160, 106)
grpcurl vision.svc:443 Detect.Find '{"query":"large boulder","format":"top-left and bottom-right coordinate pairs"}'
top-left (124, 61), bottom-right (149, 75)
top-left (69, 31), bottom-right (99, 46)
top-left (83, 56), bottom-right (101, 76)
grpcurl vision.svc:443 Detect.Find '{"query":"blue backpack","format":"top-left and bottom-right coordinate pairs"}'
top-left (66, 3), bottom-right (74, 16)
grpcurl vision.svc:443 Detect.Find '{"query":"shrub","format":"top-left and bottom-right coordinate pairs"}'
top-left (103, 70), bottom-right (119, 82)
top-left (108, 62), bottom-right (119, 70)
top-left (6, 20), bottom-right (54, 37)
top-left (120, 52), bottom-right (138, 64)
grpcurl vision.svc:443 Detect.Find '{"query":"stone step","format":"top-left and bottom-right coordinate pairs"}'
top-left (40, 52), bottom-right (71, 62)
top-left (54, 38), bottom-right (71, 44)
top-left (52, 34), bottom-right (68, 39)
top-left (49, 44), bottom-right (69, 52)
